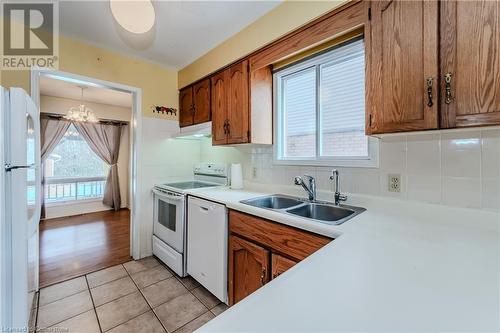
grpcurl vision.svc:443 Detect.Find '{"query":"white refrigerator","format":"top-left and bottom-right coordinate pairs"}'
top-left (0, 87), bottom-right (41, 330)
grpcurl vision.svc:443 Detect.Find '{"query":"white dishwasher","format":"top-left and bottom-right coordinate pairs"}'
top-left (187, 196), bottom-right (228, 303)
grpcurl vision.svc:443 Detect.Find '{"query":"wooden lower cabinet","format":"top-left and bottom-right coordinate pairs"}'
top-left (228, 235), bottom-right (270, 305)
top-left (271, 254), bottom-right (297, 280)
top-left (228, 210), bottom-right (332, 305)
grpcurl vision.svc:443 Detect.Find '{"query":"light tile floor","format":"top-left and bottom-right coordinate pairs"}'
top-left (34, 257), bottom-right (228, 333)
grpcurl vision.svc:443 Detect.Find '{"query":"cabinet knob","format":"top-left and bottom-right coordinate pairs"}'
top-left (260, 266), bottom-right (266, 285)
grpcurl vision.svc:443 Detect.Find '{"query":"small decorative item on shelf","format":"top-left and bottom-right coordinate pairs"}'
top-left (152, 105), bottom-right (177, 116)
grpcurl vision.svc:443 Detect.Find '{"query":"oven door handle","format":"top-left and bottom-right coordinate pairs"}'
top-left (153, 189), bottom-right (183, 201)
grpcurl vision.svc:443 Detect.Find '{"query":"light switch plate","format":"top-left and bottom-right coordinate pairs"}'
top-left (388, 174), bottom-right (401, 192)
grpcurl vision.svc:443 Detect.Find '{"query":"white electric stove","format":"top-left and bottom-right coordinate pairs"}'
top-left (152, 163), bottom-right (228, 276)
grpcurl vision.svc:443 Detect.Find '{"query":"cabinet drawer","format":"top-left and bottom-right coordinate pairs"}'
top-left (229, 210), bottom-right (332, 261)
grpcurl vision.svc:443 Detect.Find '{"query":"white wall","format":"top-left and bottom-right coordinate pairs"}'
top-left (136, 118), bottom-right (202, 257)
top-left (199, 129), bottom-right (500, 212)
top-left (40, 95), bottom-right (131, 218)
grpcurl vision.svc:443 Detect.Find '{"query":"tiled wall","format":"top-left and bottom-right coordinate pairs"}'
top-left (201, 128), bottom-right (500, 211)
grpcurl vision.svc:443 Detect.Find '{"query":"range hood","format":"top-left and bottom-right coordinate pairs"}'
top-left (171, 121), bottom-right (212, 140)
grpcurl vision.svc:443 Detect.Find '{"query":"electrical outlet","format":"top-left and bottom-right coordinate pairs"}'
top-left (252, 167), bottom-right (257, 179)
top-left (388, 174), bottom-right (401, 192)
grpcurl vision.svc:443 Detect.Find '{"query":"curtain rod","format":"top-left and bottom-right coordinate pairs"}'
top-left (40, 112), bottom-right (129, 126)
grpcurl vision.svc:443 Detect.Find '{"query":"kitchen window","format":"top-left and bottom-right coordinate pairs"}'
top-left (44, 124), bottom-right (109, 203)
top-left (273, 37), bottom-right (378, 167)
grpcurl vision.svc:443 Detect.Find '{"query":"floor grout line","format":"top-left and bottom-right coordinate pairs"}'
top-left (37, 287), bottom-right (89, 308)
top-left (124, 262), bottom-right (169, 333)
top-left (41, 261), bottom-right (130, 290)
top-left (37, 300), bottom-right (94, 331)
top-left (171, 309), bottom-right (212, 333)
top-left (37, 257), bottom-right (222, 333)
top-left (85, 275), bottom-right (104, 333)
top-left (94, 263), bottom-right (152, 332)
top-left (38, 265), bottom-right (135, 330)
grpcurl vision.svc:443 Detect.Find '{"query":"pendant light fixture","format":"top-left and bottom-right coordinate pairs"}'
top-left (64, 87), bottom-right (99, 123)
top-left (110, 0), bottom-right (155, 34)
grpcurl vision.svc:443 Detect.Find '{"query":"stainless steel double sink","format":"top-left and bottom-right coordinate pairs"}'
top-left (240, 194), bottom-right (365, 225)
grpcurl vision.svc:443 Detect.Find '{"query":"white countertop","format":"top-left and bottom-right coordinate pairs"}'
top-left (185, 183), bottom-right (500, 332)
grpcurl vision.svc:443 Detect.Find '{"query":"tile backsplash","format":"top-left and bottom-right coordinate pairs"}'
top-left (200, 128), bottom-right (500, 211)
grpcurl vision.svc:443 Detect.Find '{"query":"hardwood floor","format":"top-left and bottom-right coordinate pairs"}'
top-left (39, 209), bottom-right (131, 287)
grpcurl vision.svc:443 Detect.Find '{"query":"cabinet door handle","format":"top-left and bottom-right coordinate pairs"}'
top-left (190, 106), bottom-right (195, 116)
top-left (223, 120), bottom-right (228, 134)
top-left (426, 77), bottom-right (434, 107)
top-left (260, 266), bottom-right (266, 285)
top-left (444, 73), bottom-right (453, 104)
top-left (226, 121), bottom-right (230, 135)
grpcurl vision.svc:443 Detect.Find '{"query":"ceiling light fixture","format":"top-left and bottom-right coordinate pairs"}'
top-left (110, 0), bottom-right (155, 34)
top-left (64, 87), bottom-right (99, 123)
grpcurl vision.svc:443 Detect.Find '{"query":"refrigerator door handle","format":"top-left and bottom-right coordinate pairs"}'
top-left (4, 163), bottom-right (35, 171)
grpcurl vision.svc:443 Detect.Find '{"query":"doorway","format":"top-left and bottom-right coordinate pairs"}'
top-left (31, 69), bottom-right (142, 287)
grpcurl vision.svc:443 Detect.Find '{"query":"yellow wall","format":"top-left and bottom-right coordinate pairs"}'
top-left (178, 0), bottom-right (349, 88)
top-left (1, 36), bottom-right (178, 119)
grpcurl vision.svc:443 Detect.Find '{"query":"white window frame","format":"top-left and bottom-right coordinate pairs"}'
top-left (273, 39), bottom-right (379, 168)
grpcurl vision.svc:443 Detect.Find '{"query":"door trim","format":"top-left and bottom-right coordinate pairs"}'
top-left (30, 67), bottom-right (143, 265)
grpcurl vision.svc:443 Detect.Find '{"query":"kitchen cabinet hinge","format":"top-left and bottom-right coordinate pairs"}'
top-left (368, 7), bottom-right (371, 21)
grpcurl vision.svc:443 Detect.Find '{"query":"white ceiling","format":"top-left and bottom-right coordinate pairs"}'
top-left (40, 75), bottom-right (133, 107)
top-left (60, 1), bottom-right (282, 69)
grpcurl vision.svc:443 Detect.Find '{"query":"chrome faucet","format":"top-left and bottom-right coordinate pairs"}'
top-left (329, 169), bottom-right (347, 206)
top-left (294, 175), bottom-right (316, 201)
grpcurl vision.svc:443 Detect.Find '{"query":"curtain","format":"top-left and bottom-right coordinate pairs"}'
top-left (40, 117), bottom-right (71, 219)
top-left (74, 122), bottom-right (124, 210)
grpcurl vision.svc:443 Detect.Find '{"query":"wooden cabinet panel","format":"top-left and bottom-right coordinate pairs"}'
top-left (366, 0), bottom-right (439, 134)
top-left (179, 86), bottom-right (193, 127)
top-left (227, 60), bottom-right (250, 144)
top-left (271, 254), bottom-right (297, 280)
top-left (440, 0), bottom-right (500, 128)
top-left (193, 79), bottom-right (211, 124)
top-left (229, 210), bottom-right (331, 261)
top-left (228, 235), bottom-right (270, 305)
top-left (211, 71), bottom-right (228, 145)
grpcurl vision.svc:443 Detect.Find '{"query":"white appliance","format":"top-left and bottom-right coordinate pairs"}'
top-left (187, 197), bottom-right (228, 303)
top-left (0, 87), bottom-right (41, 330)
top-left (152, 163), bottom-right (228, 277)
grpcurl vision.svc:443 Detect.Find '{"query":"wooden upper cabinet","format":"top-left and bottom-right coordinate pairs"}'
top-left (179, 86), bottom-right (193, 127)
top-left (366, 0), bottom-right (439, 134)
top-left (440, 0), bottom-right (500, 128)
top-left (211, 71), bottom-right (228, 145)
top-left (193, 79), bottom-right (211, 124)
top-left (271, 254), bottom-right (297, 280)
top-left (227, 60), bottom-right (250, 144)
top-left (228, 235), bottom-right (270, 305)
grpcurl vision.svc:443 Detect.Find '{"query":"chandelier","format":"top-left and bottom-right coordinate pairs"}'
top-left (64, 87), bottom-right (99, 123)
